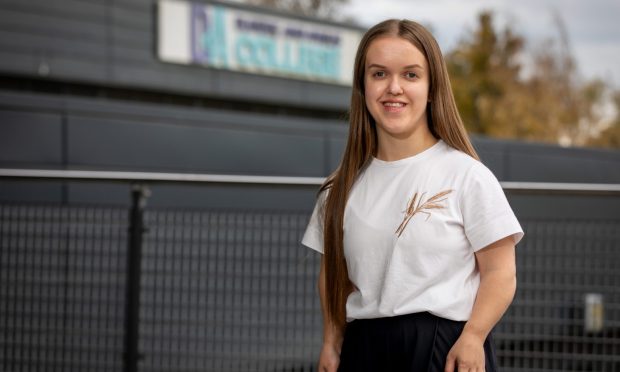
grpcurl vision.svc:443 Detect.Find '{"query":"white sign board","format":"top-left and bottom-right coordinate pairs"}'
top-left (158, 0), bottom-right (363, 85)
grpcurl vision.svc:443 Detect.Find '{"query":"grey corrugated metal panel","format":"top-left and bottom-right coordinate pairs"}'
top-left (214, 69), bottom-right (304, 103)
top-left (0, 6), bottom-right (107, 43)
top-left (327, 131), bottom-right (347, 172)
top-left (110, 59), bottom-right (172, 85)
top-left (217, 69), bottom-right (350, 109)
top-left (472, 136), bottom-right (510, 180)
top-left (205, 69), bottom-right (350, 110)
top-left (66, 115), bottom-right (326, 176)
top-left (505, 140), bottom-right (620, 183)
top-left (110, 2), bottom-right (153, 32)
top-left (109, 60), bottom-right (220, 95)
top-left (108, 58), bottom-right (352, 111)
top-left (0, 50), bottom-right (37, 76)
top-left (113, 0), bottom-right (153, 12)
top-left (0, 110), bottom-right (64, 165)
top-left (66, 182), bottom-right (132, 205)
top-left (0, 29), bottom-right (108, 60)
top-left (0, 2), bottom-right (110, 82)
top-left (0, 88), bottom-right (344, 136)
top-left (40, 55), bottom-right (108, 83)
top-left (510, 138), bottom-right (620, 162)
top-left (0, 4), bottom-right (109, 83)
top-left (111, 25), bottom-right (152, 48)
top-left (0, 35), bottom-right (109, 82)
top-left (62, 93), bottom-right (344, 136)
top-left (110, 45), bottom-right (154, 65)
top-left (300, 82), bottom-right (354, 111)
top-left (0, 90), bottom-right (66, 112)
top-left (0, 0), bottom-right (107, 23)
top-left (156, 70), bottom-right (349, 112)
top-left (471, 135), bottom-right (620, 183)
top-left (507, 193), bottom-right (620, 219)
top-left (111, 47), bottom-right (157, 67)
top-left (108, 59), bottom-right (353, 110)
top-left (509, 152), bottom-right (620, 183)
top-left (0, 181), bottom-right (65, 203)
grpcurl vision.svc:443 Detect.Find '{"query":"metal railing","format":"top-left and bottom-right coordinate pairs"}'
top-left (2, 168), bottom-right (620, 193)
top-left (1, 168), bottom-right (619, 372)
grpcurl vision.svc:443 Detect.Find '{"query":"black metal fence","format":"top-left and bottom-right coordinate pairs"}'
top-left (1, 170), bottom-right (619, 372)
top-left (139, 208), bottom-right (319, 372)
top-left (495, 218), bottom-right (620, 371)
top-left (1, 204), bottom-right (128, 372)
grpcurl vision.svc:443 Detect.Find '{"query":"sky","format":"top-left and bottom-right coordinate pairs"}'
top-left (341, 0), bottom-right (620, 88)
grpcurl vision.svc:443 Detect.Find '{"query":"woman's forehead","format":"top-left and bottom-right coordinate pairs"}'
top-left (365, 36), bottom-right (427, 68)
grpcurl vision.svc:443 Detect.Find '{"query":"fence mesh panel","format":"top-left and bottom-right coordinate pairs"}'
top-left (1, 202), bottom-right (619, 371)
top-left (0, 203), bottom-right (127, 372)
top-left (139, 209), bottom-right (321, 372)
top-left (495, 218), bottom-right (620, 371)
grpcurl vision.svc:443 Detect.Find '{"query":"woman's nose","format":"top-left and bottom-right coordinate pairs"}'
top-left (388, 77), bottom-right (403, 95)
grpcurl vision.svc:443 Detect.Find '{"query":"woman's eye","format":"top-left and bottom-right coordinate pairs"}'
top-left (373, 71), bottom-right (386, 78)
top-left (405, 72), bottom-right (417, 79)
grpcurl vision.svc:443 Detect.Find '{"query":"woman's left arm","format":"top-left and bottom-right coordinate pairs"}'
top-left (444, 236), bottom-right (517, 372)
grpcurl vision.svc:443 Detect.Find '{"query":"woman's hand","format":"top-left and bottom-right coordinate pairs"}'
top-left (444, 331), bottom-right (485, 372)
top-left (318, 343), bottom-right (340, 372)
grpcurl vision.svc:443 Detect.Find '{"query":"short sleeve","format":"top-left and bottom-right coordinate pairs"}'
top-left (301, 191), bottom-right (328, 254)
top-left (460, 162), bottom-right (524, 251)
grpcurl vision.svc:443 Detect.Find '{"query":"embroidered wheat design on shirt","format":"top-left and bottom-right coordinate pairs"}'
top-left (395, 189), bottom-right (453, 237)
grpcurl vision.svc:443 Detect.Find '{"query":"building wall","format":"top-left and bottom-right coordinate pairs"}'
top-left (0, 0), bottom-right (619, 207)
top-left (0, 0), bottom-right (358, 110)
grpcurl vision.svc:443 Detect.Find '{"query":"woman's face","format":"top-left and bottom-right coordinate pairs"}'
top-left (364, 36), bottom-right (430, 140)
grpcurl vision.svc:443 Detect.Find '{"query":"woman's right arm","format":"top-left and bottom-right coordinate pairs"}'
top-left (318, 254), bottom-right (345, 372)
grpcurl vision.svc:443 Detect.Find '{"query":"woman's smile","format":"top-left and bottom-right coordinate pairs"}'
top-left (382, 100), bottom-right (408, 112)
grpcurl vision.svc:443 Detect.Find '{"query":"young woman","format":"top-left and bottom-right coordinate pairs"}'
top-left (302, 19), bottom-right (524, 372)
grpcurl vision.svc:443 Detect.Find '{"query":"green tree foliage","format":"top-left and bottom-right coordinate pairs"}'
top-left (446, 11), bottom-right (617, 148)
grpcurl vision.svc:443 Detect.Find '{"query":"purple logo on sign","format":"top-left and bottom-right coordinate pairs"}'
top-left (191, 4), bottom-right (228, 67)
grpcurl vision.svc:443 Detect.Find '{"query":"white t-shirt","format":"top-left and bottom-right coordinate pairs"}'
top-left (302, 140), bottom-right (523, 322)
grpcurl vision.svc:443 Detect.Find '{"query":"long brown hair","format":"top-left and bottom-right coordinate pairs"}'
top-left (320, 19), bottom-right (479, 326)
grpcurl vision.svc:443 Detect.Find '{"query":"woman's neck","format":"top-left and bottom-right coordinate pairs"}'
top-left (375, 128), bottom-right (438, 162)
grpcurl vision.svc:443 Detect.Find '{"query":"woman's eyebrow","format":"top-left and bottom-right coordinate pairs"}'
top-left (366, 63), bottom-right (424, 69)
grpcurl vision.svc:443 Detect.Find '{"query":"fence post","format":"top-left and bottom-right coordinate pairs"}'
top-left (123, 184), bottom-right (150, 372)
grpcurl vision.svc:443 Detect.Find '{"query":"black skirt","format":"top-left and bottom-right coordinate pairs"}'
top-left (337, 312), bottom-right (497, 372)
